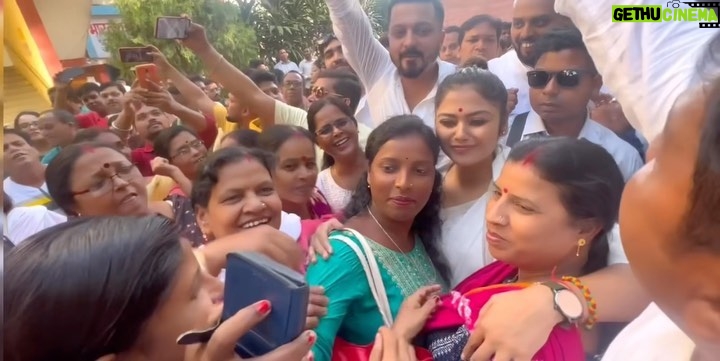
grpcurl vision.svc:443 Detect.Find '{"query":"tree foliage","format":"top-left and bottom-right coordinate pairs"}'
top-left (237, 0), bottom-right (389, 63)
top-left (103, 0), bottom-right (258, 77)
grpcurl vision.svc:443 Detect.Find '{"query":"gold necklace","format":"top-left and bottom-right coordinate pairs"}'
top-left (366, 206), bottom-right (438, 286)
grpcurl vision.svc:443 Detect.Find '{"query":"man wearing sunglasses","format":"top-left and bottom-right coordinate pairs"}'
top-left (508, 28), bottom-right (643, 181)
top-left (488, 0), bottom-right (576, 128)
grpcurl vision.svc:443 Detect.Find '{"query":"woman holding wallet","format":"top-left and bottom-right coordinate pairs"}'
top-left (304, 116), bottom-right (451, 361)
top-left (4, 215), bottom-right (317, 361)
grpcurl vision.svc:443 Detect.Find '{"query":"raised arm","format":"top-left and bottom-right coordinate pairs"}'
top-left (554, 0), bottom-right (716, 142)
top-left (325, 0), bottom-right (394, 89)
top-left (179, 21), bottom-right (277, 125)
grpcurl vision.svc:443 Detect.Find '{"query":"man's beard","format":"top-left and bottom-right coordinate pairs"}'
top-left (395, 50), bottom-right (428, 78)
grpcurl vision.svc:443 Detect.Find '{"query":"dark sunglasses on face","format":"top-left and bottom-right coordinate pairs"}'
top-left (316, 117), bottom-right (353, 137)
top-left (527, 69), bottom-right (596, 89)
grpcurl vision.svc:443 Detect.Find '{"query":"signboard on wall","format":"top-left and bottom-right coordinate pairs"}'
top-left (87, 20), bottom-right (112, 59)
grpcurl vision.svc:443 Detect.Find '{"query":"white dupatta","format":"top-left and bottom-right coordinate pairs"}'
top-left (440, 146), bottom-right (510, 287)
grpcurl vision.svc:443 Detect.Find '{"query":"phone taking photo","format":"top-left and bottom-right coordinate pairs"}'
top-left (155, 16), bottom-right (191, 40)
top-left (118, 47), bottom-right (153, 64)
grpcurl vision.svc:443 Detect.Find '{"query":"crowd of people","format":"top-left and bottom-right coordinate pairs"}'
top-left (3, 0), bottom-right (719, 360)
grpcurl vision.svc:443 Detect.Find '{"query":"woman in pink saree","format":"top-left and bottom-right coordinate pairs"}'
top-left (392, 137), bottom-right (626, 361)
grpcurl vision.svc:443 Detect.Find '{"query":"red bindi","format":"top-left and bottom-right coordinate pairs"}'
top-left (458, 107), bottom-right (463, 113)
top-left (502, 188), bottom-right (508, 194)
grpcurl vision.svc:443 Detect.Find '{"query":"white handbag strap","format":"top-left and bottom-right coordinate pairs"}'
top-left (333, 228), bottom-right (394, 327)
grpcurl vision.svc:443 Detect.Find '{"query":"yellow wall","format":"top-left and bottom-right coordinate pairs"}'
top-left (4, 0), bottom-right (52, 105)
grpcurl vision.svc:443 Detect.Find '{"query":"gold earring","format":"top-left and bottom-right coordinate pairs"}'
top-left (576, 238), bottom-right (587, 257)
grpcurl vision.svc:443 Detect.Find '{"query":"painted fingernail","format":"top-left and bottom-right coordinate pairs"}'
top-left (307, 331), bottom-right (316, 345)
top-left (434, 296), bottom-right (441, 303)
top-left (308, 351), bottom-right (315, 361)
top-left (256, 300), bottom-right (271, 314)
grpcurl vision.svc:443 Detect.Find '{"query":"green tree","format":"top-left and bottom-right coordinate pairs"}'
top-left (103, 0), bottom-right (258, 78)
top-left (240, 0), bottom-right (388, 63)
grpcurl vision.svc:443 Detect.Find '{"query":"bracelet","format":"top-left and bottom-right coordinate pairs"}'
top-left (110, 121), bottom-right (133, 133)
top-left (561, 276), bottom-right (598, 330)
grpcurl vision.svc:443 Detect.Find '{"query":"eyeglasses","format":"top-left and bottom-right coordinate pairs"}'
top-left (316, 117), bottom-right (354, 137)
top-left (311, 86), bottom-right (343, 100)
top-left (172, 139), bottom-right (205, 159)
top-left (72, 164), bottom-right (141, 197)
top-left (527, 70), bottom-right (596, 89)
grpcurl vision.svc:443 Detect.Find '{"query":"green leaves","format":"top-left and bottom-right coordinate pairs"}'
top-left (103, 0), bottom-right (388, 76)
top-left (103, 0), bottom-right (259, 78)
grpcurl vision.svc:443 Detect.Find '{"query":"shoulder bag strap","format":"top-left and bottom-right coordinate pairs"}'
top-left (332, 228), bottom-right (394, 327)
top-left (506, 112), bottom-right (529, 147)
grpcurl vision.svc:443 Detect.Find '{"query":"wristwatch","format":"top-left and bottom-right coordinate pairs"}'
top-left (541, 281), bottom-right (584, 327)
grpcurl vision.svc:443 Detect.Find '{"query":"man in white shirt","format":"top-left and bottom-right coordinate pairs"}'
top-left (299, 49), bottom-right (315, 90)
top-left (488, 0), bottom-right (576, 125)
top-left (508, 28), bottom-right (643, 181)
top-left (274, 49), bottom-right (301, 74)
top-left (3, 129), bottom-right (57, 211)
top-left (325, 0), bottom-right (456, 128)
top-left (551, 1), bottom-right (719, 360)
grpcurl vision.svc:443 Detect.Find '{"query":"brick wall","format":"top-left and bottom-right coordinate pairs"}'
top-left (442, 0), bottom-right (514, 26)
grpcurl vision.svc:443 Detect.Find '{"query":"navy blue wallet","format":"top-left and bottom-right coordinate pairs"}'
top-left (223, 252), bottom-right (309, 357)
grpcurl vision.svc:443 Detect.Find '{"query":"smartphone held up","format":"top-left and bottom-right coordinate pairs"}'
top-left (155, 16), bottom-right (191, 40)
top-left (118, 47), bottom-right (154, 64)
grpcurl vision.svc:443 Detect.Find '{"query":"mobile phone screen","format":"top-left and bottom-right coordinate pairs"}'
top-left (118, 47), bottom-right (153, 64)
top-left (155, 17), bottom-right (190, 40)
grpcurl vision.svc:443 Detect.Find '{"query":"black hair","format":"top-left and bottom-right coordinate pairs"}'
top-left (77, 82), bottom-right (102, 98)
top-left (250, 70), bottom-right (279, 86)
top-left (4, 127), bottom-right (33, 145)
top-left (13, 111), bottom-right (40, 129)
top-left (458, 15), bottom-right (502, 44)
top-left (4, 216), bottom-right (184, 361)
top-left (38, 109), bottom-right (78, 126)
top-left (436, 67), bottom-right (508, 132)
top-left (316, 69), bottom-right (363, 113)
top-left (45, 143), bottom-right (126, 215)
top-left (73, 128), bottom-right (122, 145)
top-left (684, 76), bottom-right (720, 253)
top-left (501, 21), bottom-right (511, 31)
top-left (343, 115), bottom-right (450, 283)
top-left (222, 129), bottom-right (260, 149)
top-left (284, 70), bottom-right (305, 82)
top-left (273, 69), bottom-right (286, 84)
top-left (152, 125), bottom-right (200, 160)
top-left (203, 78), bottom-right (218, 86)
top-left (444, 25), bottom-right (461, 36)
top-left (388, 0), bottom-right (444, 26)
top-left (99, 82), bottom-right (127, 94)
top-left (508, 137), bottom-right (624, 274)
top-left (307, 96), bottom-right (358, 169)
top-left (257, 125), bottom-right (315, 155)
top-left (192, 147), bottom-right (274, 209)
top-left (533, 28), bottom-right (596, 72)
top-left (318, 34), bottom-right (339, 56)
top-left (248, 59), bottom-right (265, 69)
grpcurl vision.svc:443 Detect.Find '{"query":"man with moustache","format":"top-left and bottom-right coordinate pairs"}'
top-left (324, 0), bottom-right (456, 129)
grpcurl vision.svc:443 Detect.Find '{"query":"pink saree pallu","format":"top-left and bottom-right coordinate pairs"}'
top-left (424, 262), bottom-right (585, 361)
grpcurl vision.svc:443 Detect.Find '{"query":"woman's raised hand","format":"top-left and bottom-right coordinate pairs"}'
top-left (307, 218), bottom-right (343, 264)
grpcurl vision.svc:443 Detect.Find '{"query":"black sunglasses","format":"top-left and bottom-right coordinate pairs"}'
top-left (527, 70), bottom-right (595, 89)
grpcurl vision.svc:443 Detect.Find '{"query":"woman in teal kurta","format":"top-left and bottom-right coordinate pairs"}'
top-left (305, 116), bottom-right (450, 361)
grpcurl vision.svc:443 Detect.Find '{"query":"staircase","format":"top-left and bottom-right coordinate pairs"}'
top-left (3, 66), bottom-right (51, 127)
